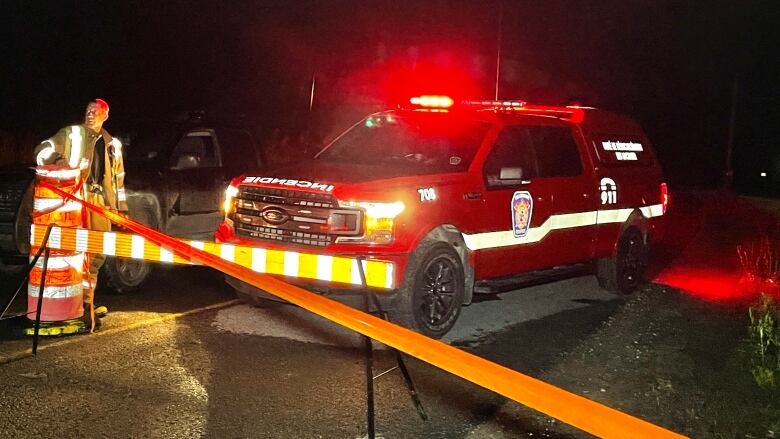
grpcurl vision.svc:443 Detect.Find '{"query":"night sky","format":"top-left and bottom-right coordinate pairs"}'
top-left (2, 1), bottom-right (778, 193)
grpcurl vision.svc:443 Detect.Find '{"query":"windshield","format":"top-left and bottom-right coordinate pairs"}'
top-left (316, 112), bottom-right (490, 177)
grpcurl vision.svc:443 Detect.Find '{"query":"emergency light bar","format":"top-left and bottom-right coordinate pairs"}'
top-left (409, 95), bottom-right (454, 108)
top-left (406, 95), bottom-right (586, 122)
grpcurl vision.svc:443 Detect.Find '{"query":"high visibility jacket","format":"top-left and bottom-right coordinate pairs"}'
top-left (34, 124), bottom-right (128, 212)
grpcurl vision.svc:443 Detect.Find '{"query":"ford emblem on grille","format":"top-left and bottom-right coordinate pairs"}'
top-left (261, 207), bottom-right (290, 225)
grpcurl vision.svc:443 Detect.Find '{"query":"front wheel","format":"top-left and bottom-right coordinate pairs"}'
top-left (596, 227), bottom-right (647, 293)
top-left (391, 241), bottom-right (465, 338)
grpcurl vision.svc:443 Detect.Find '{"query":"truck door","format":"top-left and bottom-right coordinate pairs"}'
top-left (166, 129), bottom-right (225, 239)
top-left (532, 124), bottom-right (597, 265)
top-left (475, 123), bottom-right (596, 279)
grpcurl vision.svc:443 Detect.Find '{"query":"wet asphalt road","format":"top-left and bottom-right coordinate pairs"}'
top-left (0, 263), bottom-right (622, 438)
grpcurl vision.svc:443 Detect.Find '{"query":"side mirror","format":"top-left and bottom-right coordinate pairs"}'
top-left (499, 167), bottom-right (523, 180)
top-left (173, 154), bottom-right (200, 170)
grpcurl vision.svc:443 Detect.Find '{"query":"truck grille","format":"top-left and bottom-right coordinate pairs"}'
top-left (233, 186), bottom-right (361, 247)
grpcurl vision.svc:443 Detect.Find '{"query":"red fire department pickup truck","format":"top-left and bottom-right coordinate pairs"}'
top-left (216, 96), bottom-right (668, 338)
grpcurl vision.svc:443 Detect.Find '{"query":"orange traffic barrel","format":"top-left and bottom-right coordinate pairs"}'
top-left (32, 167), bottom-right (84, 228)
top-left (27, 250), bottom-right (85, 322)
top-left (27, 167), bottom-right (85, 326)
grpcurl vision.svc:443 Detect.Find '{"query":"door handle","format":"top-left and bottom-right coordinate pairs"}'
top-left (463, 192), bottom-right (482, 200)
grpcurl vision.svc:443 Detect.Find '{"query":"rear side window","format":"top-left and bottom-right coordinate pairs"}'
top-left (594, 135), bottom-right (652, 166)
top-left (170, 130), bottom-right (218, 169)
top-left (531, 127), bottom-right (582, 177)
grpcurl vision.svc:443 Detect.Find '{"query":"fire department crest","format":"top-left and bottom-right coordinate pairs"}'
top-left (511, 191), bottom-right (533, 238)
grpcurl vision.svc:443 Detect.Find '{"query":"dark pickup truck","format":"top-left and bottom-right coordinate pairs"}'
top-left (0, 117), bottom-right (264, 292)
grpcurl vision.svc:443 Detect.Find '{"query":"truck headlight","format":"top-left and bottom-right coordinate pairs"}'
top-left (338, 200), bottom-right (405, 244)
top-left (223, 185), bottom-right (239, 215)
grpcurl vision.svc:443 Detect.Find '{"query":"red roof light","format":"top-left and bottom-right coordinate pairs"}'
top-left (409, 95), bottom-right (454, 108)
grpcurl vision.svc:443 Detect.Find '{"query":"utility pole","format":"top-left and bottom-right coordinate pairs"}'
top-left (725, 74), bottom-right (739, 188)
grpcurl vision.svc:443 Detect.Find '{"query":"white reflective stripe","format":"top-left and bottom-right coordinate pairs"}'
top-left (251, 247), bottom-right (266, 272)
top-left (31, 253), bottom-right (84, 270)
top-left (34, 198), bottom-right (81, 213)
top-left (462, 205), bottom-right (664, 251)
top-left (221, 244), bottom-right (235, 262)
top-left (36, 143), bottom-right (56, 165)
top-left (28, 283), bottom-right (81, 299)
top-left (103, 232), bottom-right (116, 256)
top-left (75, 228), bottom-right (89, 252)
top-left (283, 251), bottom-right (299, 277)
top-left (190, 241), bottom-right (204, 250)
top-left (159, 246), bottom-right (174, 263)
top-left (82, 279), bottom-right (93, 288)
top-left (67, 126), bottom-right (83, 169)
top-left (385, 263), bottom-right (395, 289)
top-left (116, 172), bottom-right (126, 178)
top-left (131, 235), bottom-right (145, 259)
top-left (639, 204), bottom-right (664, 218)
top-left (48, 227), bottom-right (62, 249)
top-left (30, 223), bottom-right (36, 246)
top-left (595, 208), bottom-right (634, 224)
top-left (34, 167), bottom-right (82, 180)
top-left (552, 211), bottom-right (598, 229)
top-left (350, 259), bottom-right (363, 285)
top-left (111, 138), bottom-right (122, 157)
top-left (316, 255), bottom-right (333, 282)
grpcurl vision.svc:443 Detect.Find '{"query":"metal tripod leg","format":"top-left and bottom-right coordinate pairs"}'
top-left (367, 292), bottom-right (428, 422)
top-left (363, 289), bottom-right (376, 439)
top-left (356, 257), bottom-right (428, 430)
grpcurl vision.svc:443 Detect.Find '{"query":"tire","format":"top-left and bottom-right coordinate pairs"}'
top-left (390, 240), bottom-right (465, 339)
top-left (100, 208), bottom-right (155, 294)
top-left (102, 256), bottom-right (152, 294)
top-left (596, 227), bottom-right (647, 293)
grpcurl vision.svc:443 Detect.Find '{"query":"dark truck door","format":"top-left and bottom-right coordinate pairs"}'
top-left (166, 129), bottom-right (225, 239)
top-left (166, 127), bottom-right (260, 240)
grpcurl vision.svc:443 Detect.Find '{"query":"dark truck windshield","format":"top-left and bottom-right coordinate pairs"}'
top-left (317, 113), bottom-right (490, 177)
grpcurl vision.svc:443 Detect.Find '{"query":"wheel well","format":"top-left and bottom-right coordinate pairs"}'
top-left (421, 225), bottom-right (475, 305)
top-left (622, 210), bottom-right (649, 243)
top-left (126, 193), bottom-right (161, 229)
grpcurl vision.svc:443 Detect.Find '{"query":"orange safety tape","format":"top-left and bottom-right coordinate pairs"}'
top-left (38, 180), bottom-right (686, 439)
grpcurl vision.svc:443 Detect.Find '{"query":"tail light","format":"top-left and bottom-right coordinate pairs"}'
top-left (660, 183), bottom-right (669, 214)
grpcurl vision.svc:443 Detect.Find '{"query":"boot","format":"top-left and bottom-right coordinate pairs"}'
top-left (82, 303), bottom-right (103, 332)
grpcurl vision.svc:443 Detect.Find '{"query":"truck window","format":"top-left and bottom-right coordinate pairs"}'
top-left (483, 126), bottom-right (539, 187)
top-left (530, 126), bottom-right (582, 177)
top-left (170, 130), bottom-right (218, 169)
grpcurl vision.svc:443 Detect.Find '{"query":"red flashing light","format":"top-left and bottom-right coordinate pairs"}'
top-left (410, 95), bottom-right (454, 108)
top-left (660, 183), bottom-right (669, 214)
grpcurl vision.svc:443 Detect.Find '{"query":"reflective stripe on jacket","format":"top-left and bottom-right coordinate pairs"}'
top-left (33, 125), bottom-right (128, 211)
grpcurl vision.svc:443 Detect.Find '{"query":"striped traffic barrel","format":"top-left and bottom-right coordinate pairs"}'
top-left (27, 166), bottom-right (85, 324)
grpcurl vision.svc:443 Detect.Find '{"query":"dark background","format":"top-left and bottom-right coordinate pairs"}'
top-left (1, 0), bottom-right (778, 194)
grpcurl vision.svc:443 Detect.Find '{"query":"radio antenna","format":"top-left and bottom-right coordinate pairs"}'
top-left (494, 1), bottom-right (503, 100)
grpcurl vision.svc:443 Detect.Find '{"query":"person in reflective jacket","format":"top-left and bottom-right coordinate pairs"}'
top-left (33, 99), bottom-right (127, 331)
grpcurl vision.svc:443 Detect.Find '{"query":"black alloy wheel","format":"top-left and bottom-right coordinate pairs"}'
top-left (615, 228), bottom-right (646, 292)
top-left (403, 241), bottom-right (465, 338)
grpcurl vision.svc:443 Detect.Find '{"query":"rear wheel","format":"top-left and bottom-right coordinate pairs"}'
top-left (596, 227), bottom-right (647, 293)
top-left (101, 208), bottom-right (154, 294)
top-left (102, 256), bottom-right (152, 293)
top-left (391, 241), bottom-right (464, 338)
